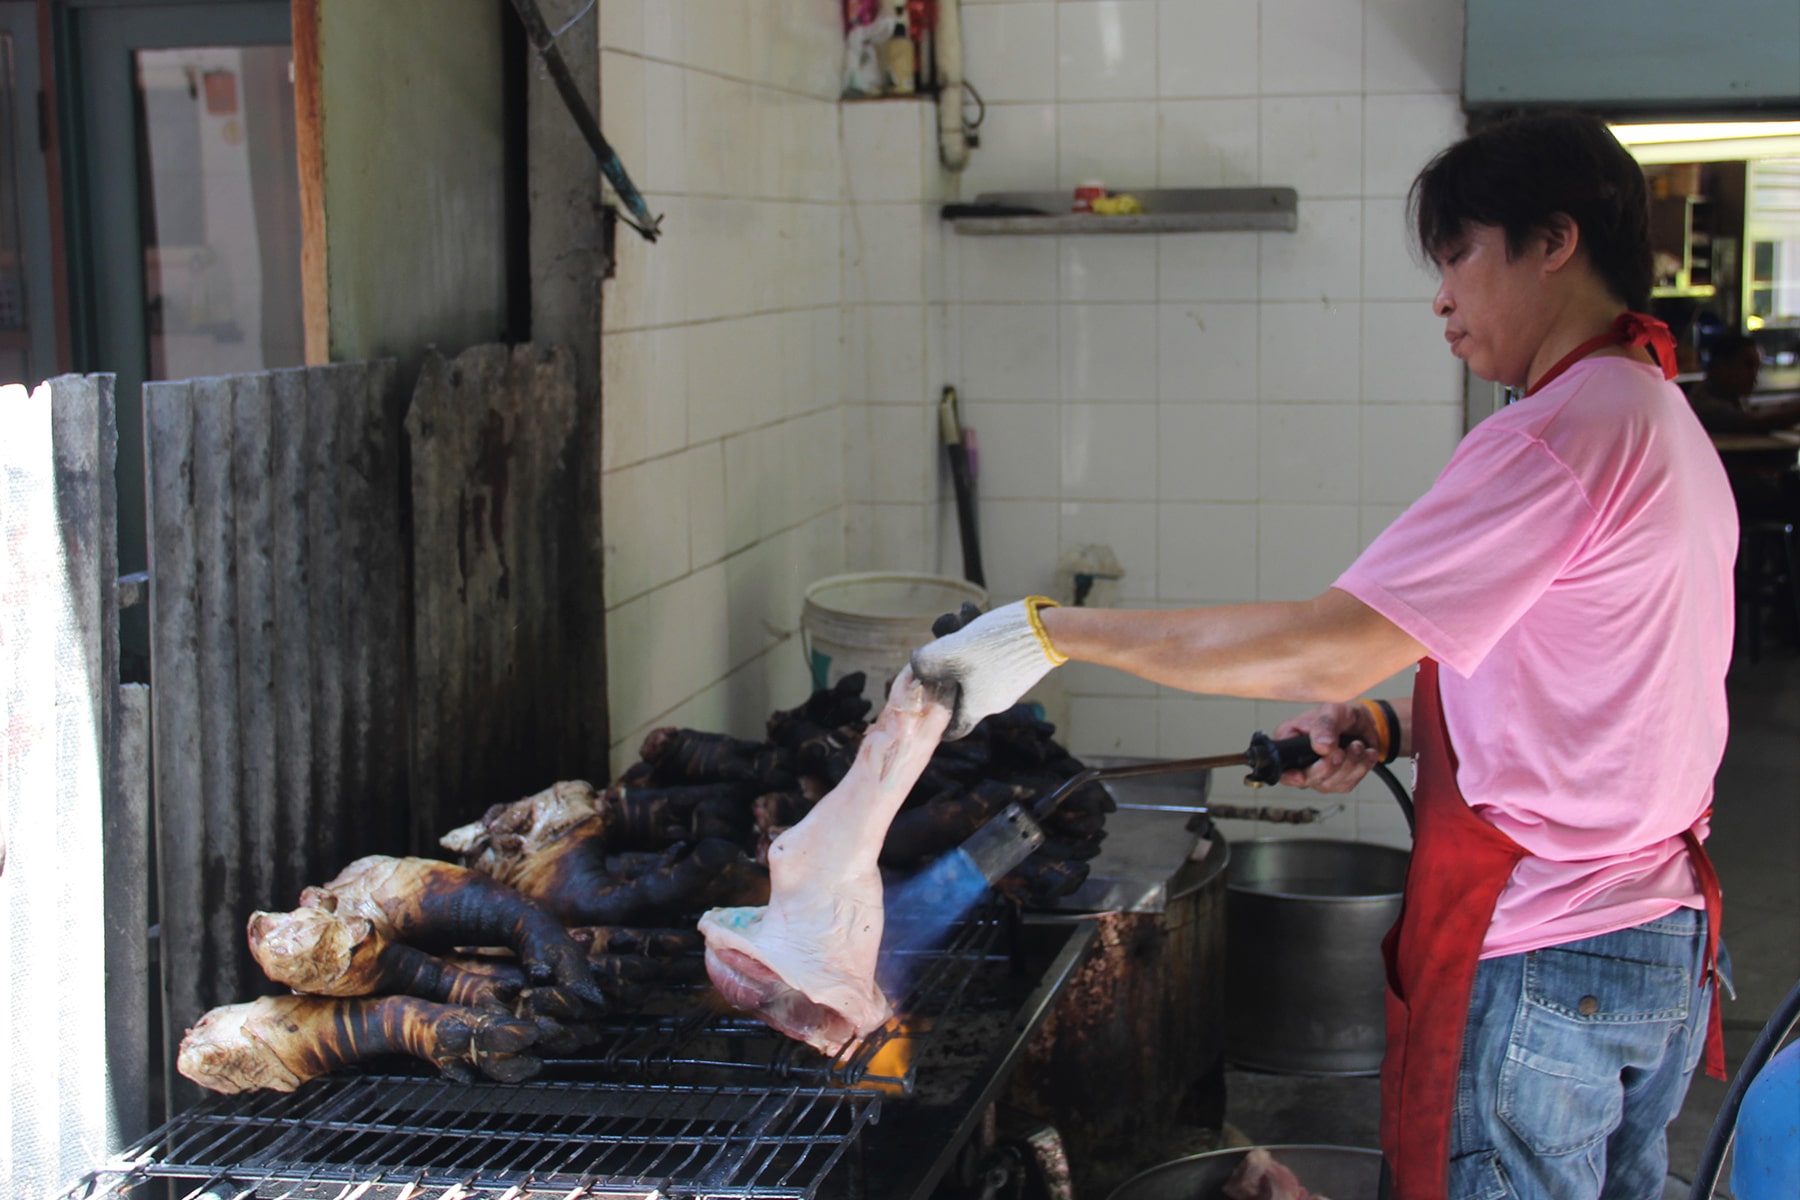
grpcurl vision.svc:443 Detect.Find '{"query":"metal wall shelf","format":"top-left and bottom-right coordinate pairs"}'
top-left (947, 187), bottom-right (1297, 235)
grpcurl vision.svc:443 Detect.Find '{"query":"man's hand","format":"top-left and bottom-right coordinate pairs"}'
top-left (909, 598), bottom-right (1067, 739)
top-left (1272, 702), bottom-right (1384, 793)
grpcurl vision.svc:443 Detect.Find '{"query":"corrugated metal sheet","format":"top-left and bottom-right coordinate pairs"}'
top-left (143, 362), bottom-right (408, 1110)
top-left (2, 375), bottom-right (123, 1191)
top-left (407, 342), bottom-right (610, 848)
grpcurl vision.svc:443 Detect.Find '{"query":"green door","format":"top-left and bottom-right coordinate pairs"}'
top-left (63, 0), bottom-right (297, 673)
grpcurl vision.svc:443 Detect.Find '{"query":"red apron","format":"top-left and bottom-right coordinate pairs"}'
top-left (1377, 314), bottom-right (1729, 1200)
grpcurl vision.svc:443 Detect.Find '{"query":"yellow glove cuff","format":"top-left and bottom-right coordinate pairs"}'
top-left (1023, 597), bottom-right (1069, 666)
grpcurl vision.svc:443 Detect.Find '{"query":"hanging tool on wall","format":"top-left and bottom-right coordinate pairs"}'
top-left (940, 386), bottom-right (985, 587)
top-left (509, 0), bottom-right (663, 242)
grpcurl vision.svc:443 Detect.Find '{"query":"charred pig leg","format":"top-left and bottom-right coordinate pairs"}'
top-left (178, 995), bottom-right (541, 1092)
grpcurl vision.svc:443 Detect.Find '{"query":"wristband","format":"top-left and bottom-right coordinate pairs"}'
top-left (1364, 698), bottom-right (1401, 763)
top-left (1022, 596), bottom-right (1069, 665)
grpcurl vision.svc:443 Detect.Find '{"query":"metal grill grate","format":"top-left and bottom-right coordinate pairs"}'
top-left (563, 901), bottom-right (1011, 1091)
top-left (70, 1077), bottom-right (876, 1199)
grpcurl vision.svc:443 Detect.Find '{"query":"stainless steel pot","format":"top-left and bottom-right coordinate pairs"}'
top-left (1225, 839), bottom-right (1409, 1075)
top-left (1106, 1145), bottom-right (1385, 1200)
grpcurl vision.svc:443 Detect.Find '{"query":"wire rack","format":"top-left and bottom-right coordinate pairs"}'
top-left (66, 905), bottom-right (1014, 1199)
top-left (69, 1076), bottom-right (877, 1200)
top-left (563, 901), bottom-right (1012, 1092)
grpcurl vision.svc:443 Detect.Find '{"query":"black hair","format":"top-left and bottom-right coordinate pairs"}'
top-left (1409, 111), bottom-right (1652, 311)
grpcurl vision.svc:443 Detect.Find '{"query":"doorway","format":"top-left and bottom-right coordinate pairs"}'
top-left (62, 0), bottom-right (298, 674)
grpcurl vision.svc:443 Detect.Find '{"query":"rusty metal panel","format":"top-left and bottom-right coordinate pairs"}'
top-left (144, 363), bottom-right (407, 1113)
top-left (407, 343), bottom-right (608, 848)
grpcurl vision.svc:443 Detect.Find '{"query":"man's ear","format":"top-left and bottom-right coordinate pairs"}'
top-left (1539, 213), bottom-right (1581, 273)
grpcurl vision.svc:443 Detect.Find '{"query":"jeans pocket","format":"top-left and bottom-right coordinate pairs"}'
top-left (1498, 947), bottom-right (1692, 1155)
top-left (1448, 1150), bottom-right (1513, 1200)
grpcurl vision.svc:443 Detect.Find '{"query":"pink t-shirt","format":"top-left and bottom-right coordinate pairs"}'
top-left (1335, 355), bottom-right (1737, 957)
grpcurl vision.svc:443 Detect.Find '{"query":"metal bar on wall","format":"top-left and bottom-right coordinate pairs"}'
top-left (143, 362), bottom-right (407, 1114)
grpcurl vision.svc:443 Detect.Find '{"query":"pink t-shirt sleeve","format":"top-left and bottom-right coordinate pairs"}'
top-left (1335, 427), bottom-right (1600, 677)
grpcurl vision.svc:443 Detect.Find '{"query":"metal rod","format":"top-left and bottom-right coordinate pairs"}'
top-left (506, 0), bottom-right (662, 241)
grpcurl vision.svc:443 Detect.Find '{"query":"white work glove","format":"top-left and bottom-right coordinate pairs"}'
top-left (909, 598), bottom-right (1067, 740)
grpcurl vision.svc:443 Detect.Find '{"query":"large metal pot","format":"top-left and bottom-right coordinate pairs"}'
top-left (1107, 1145), bottom-right (1385, 1200)
top-left (1225, 839), bottom-right (1408, 1075)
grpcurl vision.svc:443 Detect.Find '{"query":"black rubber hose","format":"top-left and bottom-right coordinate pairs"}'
top-left (1688, 973), bottom-right (1800, 1199)
top-left (1369, 762), bottom-right (1415, 836)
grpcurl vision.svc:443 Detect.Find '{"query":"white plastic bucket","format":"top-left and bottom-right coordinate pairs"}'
top-left (800, 572), bottom-right (988, 691)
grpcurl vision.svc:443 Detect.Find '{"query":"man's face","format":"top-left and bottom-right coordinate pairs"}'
top-left (1431, 223), bottom-right (1551, 389)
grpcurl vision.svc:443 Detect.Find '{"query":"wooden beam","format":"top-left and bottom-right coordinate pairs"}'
top-left (293, 0), bottom-right (328, 365)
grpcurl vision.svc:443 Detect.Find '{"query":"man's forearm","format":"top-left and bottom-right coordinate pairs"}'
top-left (1038, 589), bottom-right (1426, 704)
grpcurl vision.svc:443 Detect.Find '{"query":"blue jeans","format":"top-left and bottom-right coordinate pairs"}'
top-left (1448, 907), bottom-right (1724, 1199)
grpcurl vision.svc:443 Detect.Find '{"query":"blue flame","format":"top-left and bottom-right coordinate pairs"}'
top-left (876, 849), bottom-right (992, 997)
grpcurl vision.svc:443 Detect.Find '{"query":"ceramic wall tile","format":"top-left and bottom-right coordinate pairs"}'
top-left (846, 502), bottom-right (932, 572)
top-left (1259, 198), bottom-right (1362, 303)
top-left (1057, 661), bottom-right (1158, 705)
top-left (1060, 304), bottom-right (1159, 401)
top-left (1158, 303), bottom-right (1259, 403)
top-left (1259, 95), bottom-right (1363, 197)
top-left (1260, 0), bottom-right (1364, 95)
top-left (1258, 301), bottom-right (1362, 402)
top-left (1057, 1), bottom-right (1160, 102)
top-left (976, 498), bottom-right (1061, 599)
top-left (843, 98), bottom-right (930, 203)
top-left (1257, 502), bottom-right (1361, 601)
top-left (599, 0), bottom-right (644, 54)
top-left (1156, 99), bottom-right (1260, 188)
top-left (1359, 503), bottom-right (1410, 551)
top-left (686, 442), bottom-right (729, 568)
top-left (1157, 694), bottom-right (1261, 758)
top-left (1365, 0), bottom-right (1465, 94)
top-left (1360, 403), bottom-right (1459, 506)
top-left (962, 1), bottom-right (1057, 102)
top-left (603, 452), bottom-right (693, 607)
top-left (605, 563), bottom-right (730, 739)
top-left (683, 0), bottom-right (749, 79)
top-left (642, 0), bottom-right (685, 62)
top-left (1060, 238), bottom-right (1157, 303)
top-left (957, 103), bottom-right (1058, 197)
top-left (961, 400), bottom-right (1061, 500)
top-left (600, 51), bottom-right (648, 177)
top-left (1158, 502), bottom-right (1259, 602)
top-left (1257, 403), bottom-right (1362, 503)
top-left (1068, 696), bottom-right (1162, 757)
top-left (845, 203), bottom-right (925, 304)
top-left (863, 303), bottom-right (930, 405)
top-left (1061, 402), bottom-right (1158, 500)
top-left (1156, 0), bottom-right (1257, 98)
top-left (1057, 102), bottom-right (1159, 192)
top-left (961, 303), bottom-right (1061, 401)
top-left (1360, 301), bottom-right (1460, 403)
top-left (601, 326), bottom-right (689, 471)
top-left (1060, 500), bottom-right (1159, 600)
top-left (1363, 94), bottom-right (1464, 196)
top-left (1159, 231), bottom-right (1259, 302)
top-left (1158, 403), bottom-right (1259, 502)
top-left (1362, 197), bottom-right (1436, 301)
top-left (960, 236), bottom-right (1060, 303)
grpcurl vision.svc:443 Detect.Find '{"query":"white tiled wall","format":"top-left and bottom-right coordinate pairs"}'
top-left (596, 0), bottom-right (1467, 848)
top-left (949, 0), bottom-right (1469, 848)
top-left (599, 0), bottom-right (850, 774)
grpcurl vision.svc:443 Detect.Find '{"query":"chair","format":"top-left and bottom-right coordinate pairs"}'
top-left (1736, 519), bottom-right (1800, 662)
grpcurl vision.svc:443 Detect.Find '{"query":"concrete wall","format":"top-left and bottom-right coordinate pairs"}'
top-left (318, 0), bottom-right (509, 373)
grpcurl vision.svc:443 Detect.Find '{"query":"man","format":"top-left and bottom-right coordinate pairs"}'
top-left (1684, 331), bottom-right (1800, 525)
top-left (1684, 331), bottom-right (1800, 435)
top-left (913, 112), bottom-right (1736, 1200)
